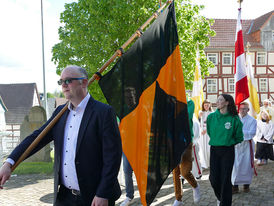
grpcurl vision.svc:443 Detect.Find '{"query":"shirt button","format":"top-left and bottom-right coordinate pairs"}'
top-left (70, 126), bottom-right (72, 128)
top-left (64, 163), bottom-right (66, 165)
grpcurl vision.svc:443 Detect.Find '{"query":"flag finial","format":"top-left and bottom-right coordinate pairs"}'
top-left (237, 0), bottom-right (243, 8)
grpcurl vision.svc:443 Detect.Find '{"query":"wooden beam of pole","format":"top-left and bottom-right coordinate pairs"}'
top-left (11, 103), bottom-right (68, 171)
top-left (11, 0), bottom-right (172, 172)
top-left (88, 0), bottom-right (171, 86)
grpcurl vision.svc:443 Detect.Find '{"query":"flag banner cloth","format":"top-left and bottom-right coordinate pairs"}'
top-left (191, 50), bottom-right (204, 118)
top-left (99, 2), bottom-right (191, 205)
top-left (246, 53), bottom-right (260, 118)
top-left (234, 8), bottom-right (249, 105)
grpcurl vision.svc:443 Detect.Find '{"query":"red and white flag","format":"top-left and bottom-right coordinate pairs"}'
top-left (234, 8), bottom-right (249, 105)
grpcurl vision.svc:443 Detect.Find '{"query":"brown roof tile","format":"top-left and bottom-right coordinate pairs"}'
top-left (207, 10), bottom-right (274, 50)
top-left (208, 19), bottom-right (262, 49)
top-left (249, 10), bottom-right (274, 33)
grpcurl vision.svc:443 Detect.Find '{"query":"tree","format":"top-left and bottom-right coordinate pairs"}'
top-left (52, 0), bottom-right (215, 101)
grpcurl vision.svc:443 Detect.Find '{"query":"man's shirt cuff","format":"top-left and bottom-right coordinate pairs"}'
top-left (5, 158), bottom-right (15, 166)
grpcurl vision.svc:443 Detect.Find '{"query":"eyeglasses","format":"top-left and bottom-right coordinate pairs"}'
top-left (57, 77), bottom-right (86, 85)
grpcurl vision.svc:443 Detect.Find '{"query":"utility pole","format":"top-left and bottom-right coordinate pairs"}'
top-left (40, 0), bottom-right (48, 118)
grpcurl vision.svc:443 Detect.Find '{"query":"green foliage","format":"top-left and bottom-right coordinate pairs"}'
top-left (175, 1), bottom-right (215, 89)
top-left (13, 162), bottom-right (53, 175)
top-left (52, 0), bottom-right (215, 97)
top-left (47, 92), bottom-right (55, 98)
top-left (53, 90), bottom-right (65, 98)
top-left (47, 91), bottom-right (64, 99)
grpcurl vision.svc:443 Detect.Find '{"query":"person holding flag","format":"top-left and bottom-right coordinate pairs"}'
top-left (231, 102), bottom-right (257, 194)
top-left (171, 99), bottom-right (201, 206)
top-left (0, 66), bottom-right (122, 206)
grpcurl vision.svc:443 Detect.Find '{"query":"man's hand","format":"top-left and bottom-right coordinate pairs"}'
top-left (91, 196), bottom-right (108, 206)
top-left (0, 162), bottom-right (12, 189)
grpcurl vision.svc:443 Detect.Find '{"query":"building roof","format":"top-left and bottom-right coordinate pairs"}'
top-left (249, 10), bottom-right (274, 33)
top-left (0, 83), bottom-right (41, 124)
top-left (207, 10), bottom-right (274, 50)
top-left (207, 19), bottom-right (263, 49)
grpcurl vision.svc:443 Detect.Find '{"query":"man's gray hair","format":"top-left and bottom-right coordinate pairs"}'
top-left (65, 65), bottom-right (89, 79)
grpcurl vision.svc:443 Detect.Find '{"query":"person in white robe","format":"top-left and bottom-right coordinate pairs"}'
top-left (259, 99), bottom-right (274, 120)
top-left (231, 102), bottom-right (257, 193)
top-left (198, 99), bottom-right (213, 169)
top-left (255, 110), bottom-right (274, 165)
top-left (192, 116), bottom-right (202, 179)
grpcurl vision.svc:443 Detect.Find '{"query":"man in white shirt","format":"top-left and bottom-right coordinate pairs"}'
top-left (0, 65), bottom-right (122, 206)
top-left (232, 102), bottom-right (257, 193)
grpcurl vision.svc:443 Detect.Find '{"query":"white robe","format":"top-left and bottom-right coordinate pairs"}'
top-left (192, 117), bottom-right (202, 178)
top-left (198, 110), bottom-right (212, 168)
top-left (255, 120), bottom-right (274, 144)
top-left (232, 114), bottom-right (257, 185)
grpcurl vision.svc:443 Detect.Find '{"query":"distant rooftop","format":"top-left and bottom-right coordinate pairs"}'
top-left (207, 10), bottom-right (274, 50)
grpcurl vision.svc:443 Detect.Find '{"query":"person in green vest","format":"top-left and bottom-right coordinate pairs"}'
top-left (207, 94), bottom-right (243, 206)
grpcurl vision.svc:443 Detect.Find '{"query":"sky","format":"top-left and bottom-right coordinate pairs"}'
top-left (0, 0), bottom-right (75, 93)
top-left (0, 0), bottom-right (273, 94)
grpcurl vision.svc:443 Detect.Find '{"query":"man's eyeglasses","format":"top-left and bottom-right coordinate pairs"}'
top-left (57, 77), bottom-right (86, 85)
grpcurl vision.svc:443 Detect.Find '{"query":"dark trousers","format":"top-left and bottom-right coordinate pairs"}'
top-left (56, 185), bottom-right (115, 206)
top-left (209, 146), bottom-right (235, 206)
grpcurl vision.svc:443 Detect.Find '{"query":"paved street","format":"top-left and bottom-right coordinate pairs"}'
top-left (0, 160), bottom-right (273, 206)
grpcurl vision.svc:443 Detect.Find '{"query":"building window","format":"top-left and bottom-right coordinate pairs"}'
top-left (223, 53), bottom-right (232, 65)
top-left (207, 79), bottom-right (217, 93)
top-left (207, 53), bottom-right (218, 65)
top-left (257, 52), bottom-right (266, 65)
top-left (228, 78), bottom-right (235, 92)
top-left (272, 30), bottom-right (274, 41)
top-left (259, 78), bottom-right (268, 92)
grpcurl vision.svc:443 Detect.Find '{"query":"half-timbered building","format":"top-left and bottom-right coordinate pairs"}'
top-left (204, 10), bottom-right (274, 105)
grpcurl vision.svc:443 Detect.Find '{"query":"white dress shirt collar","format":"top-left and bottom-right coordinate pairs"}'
top-left (68, 93), bottom-right (90, 113)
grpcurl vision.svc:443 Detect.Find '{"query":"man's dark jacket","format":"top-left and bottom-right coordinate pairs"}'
top-left (9, 96), bottom-right (122, 205)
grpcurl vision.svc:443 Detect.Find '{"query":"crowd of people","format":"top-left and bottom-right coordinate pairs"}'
top-left (119, 96), bottom-right (274, 206)
top-left (0, 65), bottom-right (273, 206)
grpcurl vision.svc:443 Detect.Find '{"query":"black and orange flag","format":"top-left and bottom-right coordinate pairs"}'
top-left (99, 2), bottom-right (191, 205)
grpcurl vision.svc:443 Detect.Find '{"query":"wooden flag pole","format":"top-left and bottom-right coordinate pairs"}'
top-left (11, 0), bottom-right (172, 172)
